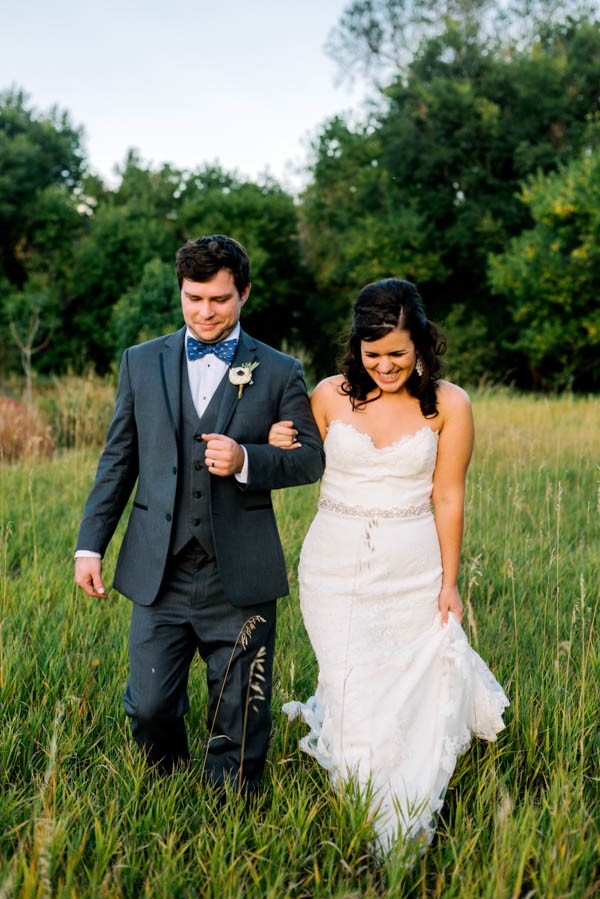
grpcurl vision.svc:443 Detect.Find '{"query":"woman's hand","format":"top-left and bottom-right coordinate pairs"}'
top-left (439, 584), bottom-right (464, 626)
top-left (268, 420), bottom-right (302, 450)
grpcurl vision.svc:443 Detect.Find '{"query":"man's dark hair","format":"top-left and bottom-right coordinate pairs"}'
top-left (175, 235), bottom-right (250, 294)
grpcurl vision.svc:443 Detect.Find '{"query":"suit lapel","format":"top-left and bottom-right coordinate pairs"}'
top-left (159, 327), bottom-right (186, 439)
top-left (215, 330), bottom-right (259, 434)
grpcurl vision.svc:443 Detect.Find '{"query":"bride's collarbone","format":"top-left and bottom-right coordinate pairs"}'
top-left (328, 413), bottom-right (437, 450)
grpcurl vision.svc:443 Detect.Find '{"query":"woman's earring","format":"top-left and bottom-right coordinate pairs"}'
top-left (415, 356), bottom-right (424, 377)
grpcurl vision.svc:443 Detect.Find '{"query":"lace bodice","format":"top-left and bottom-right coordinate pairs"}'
top-left (319, 420), bottom-right (439, 511)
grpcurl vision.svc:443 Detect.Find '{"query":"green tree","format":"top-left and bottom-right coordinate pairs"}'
top-left (61, 161), bottom-right (313, 372)
top-left (0, 88), bottom-right (85, 286)
top-left (325, 0), bottom-right (496, 84)
top-left (379, 16), bottom-right (600, 310)
top-left (302, 14), bottom-right (600, 378)
top-left (111, 258), bottom-right (179, 357)
top-left (62, 152), bottom-right (184, 371)
top-left (178, 167), bottom-right (314, 352)
top-left (326, 0), bottom-right (593, 84)
top-left (2, 276), bottom-right (60, 403)
top-left (0, 89), bottom-right (88, 377)
top-left (300, 116), bottom-right (446, 372)
top-left (488, 142), bottom-right (600, 390)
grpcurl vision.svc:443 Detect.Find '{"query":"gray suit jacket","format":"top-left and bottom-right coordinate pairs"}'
top-left (76, 327), bottom-right (325, 607)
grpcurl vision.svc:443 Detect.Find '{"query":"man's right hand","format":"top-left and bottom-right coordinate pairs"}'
top-left (74, 556), bottom-right (108, 598)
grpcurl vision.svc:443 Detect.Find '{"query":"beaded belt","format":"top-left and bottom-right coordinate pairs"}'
top-left (318, 497), bottom-right (432, 520)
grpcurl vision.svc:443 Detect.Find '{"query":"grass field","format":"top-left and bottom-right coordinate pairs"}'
top-left (0, 391), bottom-right (598, 897)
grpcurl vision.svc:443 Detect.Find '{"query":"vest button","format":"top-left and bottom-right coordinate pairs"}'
top-left (165, 513), bottom-right (172, 522)
top-left (193, 518), bottom-right (201, 526)
top-left (194, 462), bottom-right (202, 471)
top-left (193, 490), bottom-right (201, 498)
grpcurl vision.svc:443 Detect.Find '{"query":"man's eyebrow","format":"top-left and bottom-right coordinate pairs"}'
top-left (185, 291), bottom-right (233, 300)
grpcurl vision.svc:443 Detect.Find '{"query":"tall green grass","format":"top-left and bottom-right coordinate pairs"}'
top-left (0, 391), bottom-right (598, 897)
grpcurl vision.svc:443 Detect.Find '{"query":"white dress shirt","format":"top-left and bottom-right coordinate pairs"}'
top-left (185, 323), bottom-right (249, 482)
top-left (187, 323), bottom-right (239, 416)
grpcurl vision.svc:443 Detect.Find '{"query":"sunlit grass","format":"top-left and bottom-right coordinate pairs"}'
top-left (0, 391), bottom-right (598, 896)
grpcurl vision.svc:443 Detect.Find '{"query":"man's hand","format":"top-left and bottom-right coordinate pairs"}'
top-left (202, 433), bottom-right (245, 477)
top-left (75, 556), bottom-right (108, 598)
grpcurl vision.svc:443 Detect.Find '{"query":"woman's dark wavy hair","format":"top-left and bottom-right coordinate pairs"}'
top-left (340, 278), bottom-right (446, 418)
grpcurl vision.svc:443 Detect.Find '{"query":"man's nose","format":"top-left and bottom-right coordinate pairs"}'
top-left (198, 302), bottom-right (215, 319)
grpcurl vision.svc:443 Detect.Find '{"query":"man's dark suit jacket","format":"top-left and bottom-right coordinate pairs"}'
top-left (76, 327), bottom-right (325, 607)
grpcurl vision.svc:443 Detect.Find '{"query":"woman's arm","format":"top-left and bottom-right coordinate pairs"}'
top-left (308, 378), bottom-right (336, 441)
top-left (245, 360), bottom-right (325, 490)
top-left (431, 382), bottom-right (474, 625)
top-left (267, 376), bottom-right (341, 447)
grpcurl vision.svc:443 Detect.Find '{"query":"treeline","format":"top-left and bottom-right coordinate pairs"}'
top-left (1, 0), bottom-right (599, 390)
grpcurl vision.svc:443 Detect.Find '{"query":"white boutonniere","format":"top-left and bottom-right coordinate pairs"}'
top-left (229, 361), bottom-right (260, 399)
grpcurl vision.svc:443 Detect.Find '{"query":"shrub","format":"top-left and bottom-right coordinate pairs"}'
top-left (37, 371), bottom-right (116, 449)
top-left (442, 303), bottom-right (500, 388)
top-left (0, 396), bottom-right (54, 461)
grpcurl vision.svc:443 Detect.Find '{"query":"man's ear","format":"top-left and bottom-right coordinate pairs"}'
top-left (240, 282), bottom-right (251, 306)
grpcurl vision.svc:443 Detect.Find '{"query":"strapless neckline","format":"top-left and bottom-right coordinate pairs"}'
top-left (327, 419), bottom-right (439, 452)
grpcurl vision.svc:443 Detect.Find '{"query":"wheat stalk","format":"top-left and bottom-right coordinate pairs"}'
top-left (238, 644), bottom-right (267, 792)
top-left (202, 615), bottom-right (266, 778)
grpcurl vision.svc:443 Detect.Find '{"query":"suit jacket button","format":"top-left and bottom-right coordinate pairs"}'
top-left (193, 490), bottom-right (201, 498)
top-left (172, 466), bottom-right (177, 475)
top-left (195, 435), bottom-right (203, 443)
top-left (165, 513), bottom-right (172, 522)
top-left (193, 518), bottom-right (200, 526)
top-left (194, 462), bottom-right (202, 471)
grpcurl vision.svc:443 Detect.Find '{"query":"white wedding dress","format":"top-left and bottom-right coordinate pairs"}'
top-left (283, 420), bottom-right (509, 852)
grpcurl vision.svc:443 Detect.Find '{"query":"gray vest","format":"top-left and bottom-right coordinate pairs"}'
top-left (171, 362), bottom-right (230, 556)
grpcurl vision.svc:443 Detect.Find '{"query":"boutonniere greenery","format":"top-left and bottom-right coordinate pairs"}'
top-left (229, 361), bottom-right (260, 399)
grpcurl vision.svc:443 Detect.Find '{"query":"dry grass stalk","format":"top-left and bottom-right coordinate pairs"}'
top-left (202, 615), bottom-right (267, 777)
top-left (0, 396), bottom-right (54, 462)
top-left (239, 645), bottom-right (267, 789)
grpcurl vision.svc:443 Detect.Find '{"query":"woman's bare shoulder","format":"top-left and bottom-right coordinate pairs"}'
top-left (435, 381), bottom-right (473, 434)
top-left (312, 374), bottom-right (346, 398)
top-left (436, 379), bottom-right (472, 411)
top-left (311, 375), bottom-right (348, 422)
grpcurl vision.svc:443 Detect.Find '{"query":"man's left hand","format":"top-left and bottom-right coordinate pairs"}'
top-left (202, 433), bottom-right (245, 477)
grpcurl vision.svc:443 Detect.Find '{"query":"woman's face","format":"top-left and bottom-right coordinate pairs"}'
top-left (360, 327), bottom-right (418, 394)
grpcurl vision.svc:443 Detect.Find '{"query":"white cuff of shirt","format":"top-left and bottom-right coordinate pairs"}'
top-left (74, 550), bottom-right (102, 559)
top-left (235, 446), bottom-right (249, 484)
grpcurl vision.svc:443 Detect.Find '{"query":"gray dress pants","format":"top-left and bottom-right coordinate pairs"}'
top-left (123, 541), bottom-right (277, 789)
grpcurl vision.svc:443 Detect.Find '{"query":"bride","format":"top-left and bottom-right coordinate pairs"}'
top-left (269, 278), bottom-right (508, 853)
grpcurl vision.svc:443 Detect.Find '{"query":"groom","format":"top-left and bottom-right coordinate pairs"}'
top-left (74, 234), bottom-right (324, 790)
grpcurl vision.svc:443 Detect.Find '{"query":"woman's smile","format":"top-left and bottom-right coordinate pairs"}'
top-left (361, 327), bottom-right (417, 394)
top-left (375, 368), bottom-right (402, 382)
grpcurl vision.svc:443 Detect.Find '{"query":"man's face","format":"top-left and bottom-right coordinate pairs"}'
top-left (180, 269), bottom-right (250, 343)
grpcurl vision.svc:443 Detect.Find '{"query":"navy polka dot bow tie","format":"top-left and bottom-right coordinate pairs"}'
top-left (186, 336), bottom-right (238, 365)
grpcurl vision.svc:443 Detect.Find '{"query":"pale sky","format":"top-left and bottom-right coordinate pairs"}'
top-left (2, 0), bottom-right (370, 192)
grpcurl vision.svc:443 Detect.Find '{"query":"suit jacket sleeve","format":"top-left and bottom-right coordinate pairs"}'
top-left (244, 359), bottom-right (324, 490)
top-left (75, 350), bottom-right (140, 555)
